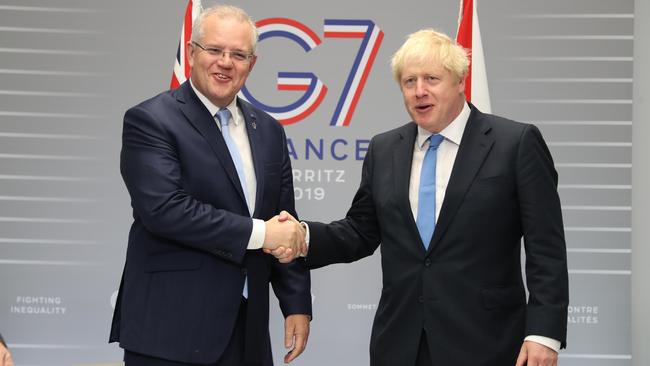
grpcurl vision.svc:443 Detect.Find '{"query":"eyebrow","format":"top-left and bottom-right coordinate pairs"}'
top-left (204, 44), bottom-right (250, 52)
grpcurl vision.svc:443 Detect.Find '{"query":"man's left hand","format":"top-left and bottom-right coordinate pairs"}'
top-left (515, 340), bottom-right (558, 366)
top-left (283, 314), bottom-right (310, 363)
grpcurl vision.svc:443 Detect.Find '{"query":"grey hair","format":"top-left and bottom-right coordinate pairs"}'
top-left (190, 4), bottom-right (259, 53)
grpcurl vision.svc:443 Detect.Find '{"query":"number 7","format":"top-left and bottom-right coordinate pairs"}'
top-left (324, 20), bottom-right (384, 127)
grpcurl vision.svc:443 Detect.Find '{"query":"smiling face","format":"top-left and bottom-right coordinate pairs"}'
top-left (187, 14), bottom-right (257, 107)
top-left (399, 58), bottom-right (466, 133)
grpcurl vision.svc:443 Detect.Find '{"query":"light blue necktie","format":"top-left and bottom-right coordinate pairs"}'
top-left (416, 134), bottom-right (445, 250)
top-left (217, 108), bottom-right (250, 205)
top-left (216, 108), bottom-right (249, 298)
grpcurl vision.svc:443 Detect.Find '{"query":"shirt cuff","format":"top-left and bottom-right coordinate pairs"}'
top-left (524, 335), bottom-right (561, 353)
top-left (299, 221), bottom-right (310, 257)
top-left (247, 218), bottom-right (265, 250)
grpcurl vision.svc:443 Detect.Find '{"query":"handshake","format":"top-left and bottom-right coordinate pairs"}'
top-left (262, 211), bottom-right (307, 263)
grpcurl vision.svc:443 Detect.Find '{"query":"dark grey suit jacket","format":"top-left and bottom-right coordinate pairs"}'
top-left (306, 104), bottom-right (568, 366)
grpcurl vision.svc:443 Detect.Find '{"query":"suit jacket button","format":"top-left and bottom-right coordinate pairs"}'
top-left (418, 296), bottom-right (424, 303)
top-left (424, 259), bottom-right (432, 267)
top-left (241, 269), bottom-right (247, 275)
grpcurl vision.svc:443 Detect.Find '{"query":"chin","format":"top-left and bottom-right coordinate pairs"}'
top-left (416, 122), bottom-right (437, 132)
top-left (414, 119), bottom-right (432, 127)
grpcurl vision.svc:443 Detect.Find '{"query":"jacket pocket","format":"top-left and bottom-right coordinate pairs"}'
top-left (475, 174), bottom-right (508, 185)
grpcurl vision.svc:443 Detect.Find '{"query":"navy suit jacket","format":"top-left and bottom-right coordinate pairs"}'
top-left (306, 104), bottom-right (568, 366)
top-left (110, 81), bottom-right (311, 364)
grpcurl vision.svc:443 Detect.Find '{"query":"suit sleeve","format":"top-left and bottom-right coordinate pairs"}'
top-left (120, 105), bottom-right (252, 264)
top-left (270, 124), bottom-right (312, 317)
top-left (305, 137), bottom-right (382, 269)
top-left (516, 124), bottom-right (569, 347)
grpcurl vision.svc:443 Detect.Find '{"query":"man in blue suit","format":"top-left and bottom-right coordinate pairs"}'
top-left (109, 5), bottom-right (311, 366)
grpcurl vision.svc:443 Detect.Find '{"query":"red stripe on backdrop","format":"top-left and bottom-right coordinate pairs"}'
top-left (183, 0), bottom-right (193, 78)
top-left (280, 86), bottom-right (328, 126)
top-left (343, 31), bottom-right (384, 126)
top-left (257, 17), bottom-right (322, 45)
top-left (323, 32), bottom-right (365, 38)
top-left (170, 72), bottom-right (180, 90)
top-left (456, 0), bottom-right (473, 101)
top-left (277, 85), bottom-right (310, 91)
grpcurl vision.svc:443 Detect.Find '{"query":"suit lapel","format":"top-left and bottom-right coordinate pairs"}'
top-left (393, 124), bottom-right (422, 249)
top-left (238, 99), bottom-right (264, 217)
top-left (428, 106), bottom-right (494, 253)
top-left (175, 83), bottom-right (247, 205)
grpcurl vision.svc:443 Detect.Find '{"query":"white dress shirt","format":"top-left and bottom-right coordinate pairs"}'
top-left (302, 100), bottom-right (560, 352)
top-left (408, 102), bottom-right (560, 353)
top-left (190, 80), bottom-right (265, 249)
top-left (408, 102), bottom-right (470, 221)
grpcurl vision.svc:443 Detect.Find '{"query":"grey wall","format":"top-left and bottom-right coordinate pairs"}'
top-left (631, 0), bottom-right (649, 365)
top-left (0, 1), bottom-right (635, 365)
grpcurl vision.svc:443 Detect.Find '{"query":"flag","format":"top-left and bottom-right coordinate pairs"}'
top-left (170, 0), bottom-right (202, 89)
top-left (456, 0), bottom-right (491, 113)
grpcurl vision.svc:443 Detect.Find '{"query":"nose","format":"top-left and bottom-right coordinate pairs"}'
top-left (415, 79), bottom-right (427, 98)
top-left (216, 52), bottom-right (234, 67)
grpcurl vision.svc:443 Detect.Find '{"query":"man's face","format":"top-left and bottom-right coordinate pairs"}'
top-left (399, 59), bottom-right (465, 133)
top-left (188, 15), bottom-right (257, 107)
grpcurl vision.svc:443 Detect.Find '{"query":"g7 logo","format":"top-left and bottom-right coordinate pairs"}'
top-left (239, 18), bottom-right (384, 127)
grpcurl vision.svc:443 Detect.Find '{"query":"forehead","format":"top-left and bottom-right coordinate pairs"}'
top-left (400, 57), bottom-right (447, 77)
top-left (200, 14), bottom-right (253, 49)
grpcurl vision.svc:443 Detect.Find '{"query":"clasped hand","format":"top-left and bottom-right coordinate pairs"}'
top-left (263, 211), bottom-right (306, 263)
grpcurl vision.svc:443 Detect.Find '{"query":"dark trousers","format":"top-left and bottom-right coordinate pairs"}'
top-left (124, 299), bottom-right (270, 366)
top-left (415, 330), bottom-right (432, 366)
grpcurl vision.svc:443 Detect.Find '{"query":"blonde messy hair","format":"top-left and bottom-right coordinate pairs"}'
top-left (390, 28), bottom-right (469, 83)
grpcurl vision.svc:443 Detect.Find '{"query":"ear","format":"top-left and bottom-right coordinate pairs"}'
top-left (187, 41), bottom-right (196, 69)
top-left (248, 55), bottom-right (257, 72)
top-left (458, 74), bottom-right (467, 93)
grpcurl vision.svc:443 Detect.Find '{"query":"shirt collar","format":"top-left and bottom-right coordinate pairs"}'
top-left (416, 102), bottom-right (471, 149)
top-left (189, 79), bottom-right (240, 126)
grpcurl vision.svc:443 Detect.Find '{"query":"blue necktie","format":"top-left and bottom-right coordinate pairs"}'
top-left (217, 108), bottom-right (250, 205)
top-left (416, 134), bottom-right (445, 250)
top-left (216, 108), bottom-right (249, 298)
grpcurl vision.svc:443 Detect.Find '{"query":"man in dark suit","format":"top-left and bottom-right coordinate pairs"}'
top-left (110, 5), bottom-right (311, 366)
top-left (271, 29), bottom-right (568, 366)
